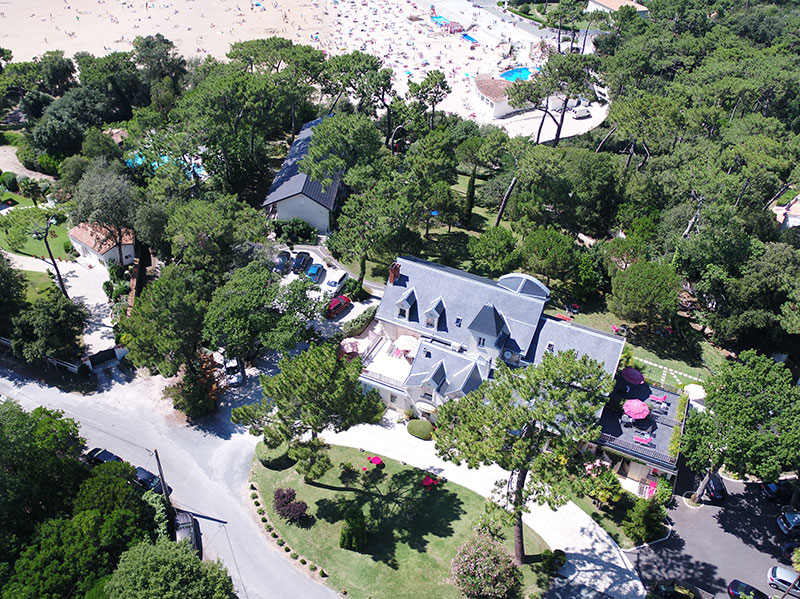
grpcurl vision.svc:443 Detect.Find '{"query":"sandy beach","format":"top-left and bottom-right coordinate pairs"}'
top-left (2, 0), bottom-right (606, 138)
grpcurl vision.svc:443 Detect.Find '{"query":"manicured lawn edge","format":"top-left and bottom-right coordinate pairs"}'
top-left (249, 443), bottom-right (552, 599)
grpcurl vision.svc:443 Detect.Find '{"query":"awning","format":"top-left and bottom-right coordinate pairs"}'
top-left (416, 400), bottom-right (437, 413)
top-left (684, 383), bottom-right (706, 400)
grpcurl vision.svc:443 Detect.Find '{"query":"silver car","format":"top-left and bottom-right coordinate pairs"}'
top-left (767, 566), bottom-right (800, 597)
top-left (174, 510), bottom-right (202, 559)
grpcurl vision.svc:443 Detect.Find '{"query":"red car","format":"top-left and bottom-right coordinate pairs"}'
top-left (325, 295), bottom-right (351, 318)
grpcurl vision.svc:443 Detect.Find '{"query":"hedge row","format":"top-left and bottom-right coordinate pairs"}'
top-left (342, 306), bottom-right (377, 338)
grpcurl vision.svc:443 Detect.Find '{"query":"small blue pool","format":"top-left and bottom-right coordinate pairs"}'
top-left (501, 67), bottom-right (533, 81)
top-left (462, 33), bottom-right (478, 43)
top-left (431, 15), bottom-right (449, 25)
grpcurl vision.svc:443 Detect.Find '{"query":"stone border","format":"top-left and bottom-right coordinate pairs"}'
top-left (681, 491), bottom-right (703, 509)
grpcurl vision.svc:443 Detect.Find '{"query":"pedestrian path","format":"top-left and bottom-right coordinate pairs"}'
top-left (324, 411), bottom-right (646, 599)
top-left (635, 357), bottom-right (703, 384)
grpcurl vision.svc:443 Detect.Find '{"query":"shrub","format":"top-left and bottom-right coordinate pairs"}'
top-left (36, 152), bottom-right (61, 176)
top-left (284, 546), bottom-right (291, 553)
top-left (273, 487), bottom-right (308, 524)
top-left (403, 408), bottom-right (418, 421)
top-left (1, 171), bottom-right (18, 192)
top-left (407, 419), bottom-right (433, 441)
top-left (451, 533), bottom-right (522, 599)
top-left (320, 570), bottom-right (328, 578)
top-left (269, 218), bottom-right (316, 243)
top-left (265, 524), bottom-right (273, 531)
top-left (63, 240), bottom-right (74, 255)
top-left (339, 506), bottom-right (368, 552)
top-left (654, 477), bottom-right (674, 507)
top-left (250, 492), bottom-right (258, 499)
top-left (276, 538), bottom-right (285, 546)
top-left (341, 277), bottom-right (368, 302)
top-left (623, 497), bottom-right (666, 545)
top-left (250, 483), bottom-right (256, 490)
top-left (309, 564), bottom-right (318, 572)
top-left (342, 306), bottom-right (377, 337)
top-left (261, 516), bottom-right (267, 522)
top-left (271, 531), bottom-right (278, 538)
top-left (291, 552), bottom-right (299, 559)
top-left (15, 140), bottom-right (36, 170)
top-left (300, 558), bottom-right (307, 565)
top-left (540, 548), bottom-right (567, 574)
top-left (102, 280), bottom-right (115, 300)
top-left (256, 440), bottom-right (289, 469)
top-left (254, 500), bottom-right (260, 507)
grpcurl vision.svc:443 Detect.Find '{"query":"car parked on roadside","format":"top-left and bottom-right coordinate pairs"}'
top-left (291, 251), bottom-right (311, 273)
top-left (767, 565), bottom-right (800, 596)
top-left (325, 270), bottom-right (348, 295)
top-left (86, 447), bottom-right (123, 465)
top-left (306, 263), bottom-right (325, 283)
top-left (781, 542), bottom-right (800, 563)
top-left (706, 473), bottom-right (728, 501)
top-left (762, 480), bottom-right (794, 503)
top-left (651, 578), bottom-right (709, 598)
top-left (778, 512), bottom-right (800, 536)
top-left (325, 295), bottom-right (351, 318)
top-left (727, 579), bottom-right (771, 599)
top-left (273, 250), bottom-right (291, 274)
top-left (174, 510), bottom-right (202, 558)
top-left (134, 467), bottom-right (171, 496)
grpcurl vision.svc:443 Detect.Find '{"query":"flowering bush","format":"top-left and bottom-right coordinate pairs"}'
top-left (451, 533), bottom-right (521, 599)
top-left (273, 487), bottom-right (308, 524)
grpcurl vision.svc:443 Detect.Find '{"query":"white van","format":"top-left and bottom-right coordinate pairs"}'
top-left (324, 270), bottom-right (348, 295)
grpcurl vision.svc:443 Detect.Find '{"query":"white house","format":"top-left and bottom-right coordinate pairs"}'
top-left (586, 0), bottom-right (649, 17)
top-left (771, 196), bottom-right (800, 230)
top-left (68, 222), bottom-right (135, 266)
top-left (474, 76), bottom-right (516, 119)
top-left (262, 118), bottom-right (339, 233)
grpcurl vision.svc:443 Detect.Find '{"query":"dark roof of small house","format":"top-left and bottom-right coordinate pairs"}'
top-left (263, 117), bottom-right (339, 211)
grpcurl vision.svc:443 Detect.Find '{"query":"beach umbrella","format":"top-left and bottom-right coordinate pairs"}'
top-left (684, 383), bottom-right (706, 401)
top-left (394, 335), bottom-right (420, 353)
top-left (623, 399), bottom-right (650, 420)
top-left (620, 367), bottom-right (645, 385)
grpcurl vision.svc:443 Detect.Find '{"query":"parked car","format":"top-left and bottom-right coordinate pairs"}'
top-left (291, 251), bottom-right (311, 273)
top-left (325, 270), bottom-right (348, 295)
top-left (224, 358), bottom-right (242, 386)
top-left (727, 579), bottom-right (771, 599)
top-left (134, 467), bottom-right (171, 496)
top-left (650, 579), bottom-right (709, 598)
top-left (781, 542), bottom-right (800, 563)
top-left (778, 512), bottom-right (800, 536)
top-left (325, 295), bottom-right (352, 318)
top-left (273, 250), bottom-right (291, 274)
top-left (306, 263), bottom-right (325, 283)
top-left (86, 447), bottom-right (123, 465)
top-left (572, 107), bottom-right (591, 119)
top-left (767, 566), bottom-right (800, 596)
top-left (762, 480), bottom-right (794, 503)
top-left (174, 510), bottom-right (202, 558)
top-left (706, 473), bottom-right (728, 501)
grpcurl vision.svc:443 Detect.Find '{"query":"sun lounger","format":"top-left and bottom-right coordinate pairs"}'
top-left (634, 436), bottom-right (651, 445)
top-left (556, 313), bottom-right (573, 322)
top-left (649, 394), bottom-right (667, 402)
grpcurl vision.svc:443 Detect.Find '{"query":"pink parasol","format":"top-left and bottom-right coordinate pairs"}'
top-left (623, 399), bottom-right (650, 420)
top-left (620, 367), bottom-right (645, 385)
top-left (422, 475), bottom-right (434, 487)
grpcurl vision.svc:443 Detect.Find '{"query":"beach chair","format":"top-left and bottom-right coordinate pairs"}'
top-left (634, 435), bottom-right (651, 445)
top-left (610, 324), bottom-right (621, 334)
top-left (555, 313), bottom-right (573, 322)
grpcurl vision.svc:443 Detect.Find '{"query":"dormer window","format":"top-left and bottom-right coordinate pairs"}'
top-left (425, 317), bottom-right (435, 328)
top-left (398, 307), bottom-right (407, 318)
top-left (477, 337), bottom-right (486, 347)
top-left (455, 318), bottom-right (462, 327)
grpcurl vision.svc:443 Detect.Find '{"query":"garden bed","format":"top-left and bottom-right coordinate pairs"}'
top-left (251, 443), bottom-right (552, 599)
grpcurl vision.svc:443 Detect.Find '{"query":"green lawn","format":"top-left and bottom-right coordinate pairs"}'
top-left (0, 205), bottom-right (72, 260)
top-left (21, 269), bottom-right (56, 302)
top-left (1, 191), bottom-right (36, 209)
top-left (252, 444), bottom-right (552, 599)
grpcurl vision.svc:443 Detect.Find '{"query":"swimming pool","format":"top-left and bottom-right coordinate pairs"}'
top-left (431, 15), bottom-right (449, 25)
top-left (462, 33), bottom-right (478, 43)
top-left (501, 67), bottom-right (534, 81)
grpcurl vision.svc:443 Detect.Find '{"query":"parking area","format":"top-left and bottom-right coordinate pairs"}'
top-left (625, 471), bottom-right (793, 598)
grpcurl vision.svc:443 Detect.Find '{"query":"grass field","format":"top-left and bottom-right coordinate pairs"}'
top-left (0, 204), bottom-right (71, 261)
top-left (21, 270), bottom-right (56, 302)
top-left (252, 444), bottom-right (552, 599)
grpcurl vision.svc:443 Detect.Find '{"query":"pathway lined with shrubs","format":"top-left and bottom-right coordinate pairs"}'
top-left (324, 411), bottom-right (647, 599)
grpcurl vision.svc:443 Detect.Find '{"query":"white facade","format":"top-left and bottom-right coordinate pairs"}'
top-left (69, 235), bottom-right (134, 266)
top-left (269, 193), bottom-right (330, 233)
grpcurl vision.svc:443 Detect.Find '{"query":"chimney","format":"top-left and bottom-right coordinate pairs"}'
top-left (388, 262), bottom-right (401, 285)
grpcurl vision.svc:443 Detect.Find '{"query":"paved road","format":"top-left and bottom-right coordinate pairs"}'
top-left (0, 364), bottom-right (337, 599)
top-left (624, 468), bottom-right (787, 598)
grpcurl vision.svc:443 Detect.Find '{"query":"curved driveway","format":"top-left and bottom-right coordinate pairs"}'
top-left (0, 365), bottom-right (337, 599)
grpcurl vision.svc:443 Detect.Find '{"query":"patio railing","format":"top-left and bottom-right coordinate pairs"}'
top-left (360, 370), bottom-right (407, 392)
top-left (596, 433), bottom-right (677, 467)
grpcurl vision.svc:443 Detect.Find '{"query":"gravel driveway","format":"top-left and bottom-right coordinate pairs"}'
top-left (0, 145), bottom-right (54, 180)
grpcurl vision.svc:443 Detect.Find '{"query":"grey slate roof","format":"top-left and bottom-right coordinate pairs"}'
top-left (262, 117), bottom-right (339, 211)
top-left (404, 341), bottom-right (487, 397)
top-left (377, 256), bottom-right (624, 376)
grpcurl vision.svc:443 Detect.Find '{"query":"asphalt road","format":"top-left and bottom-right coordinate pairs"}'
top-left (0, 363), bottom-right (337, 599)
top-left (624, 469), bottom-right (789, 599)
